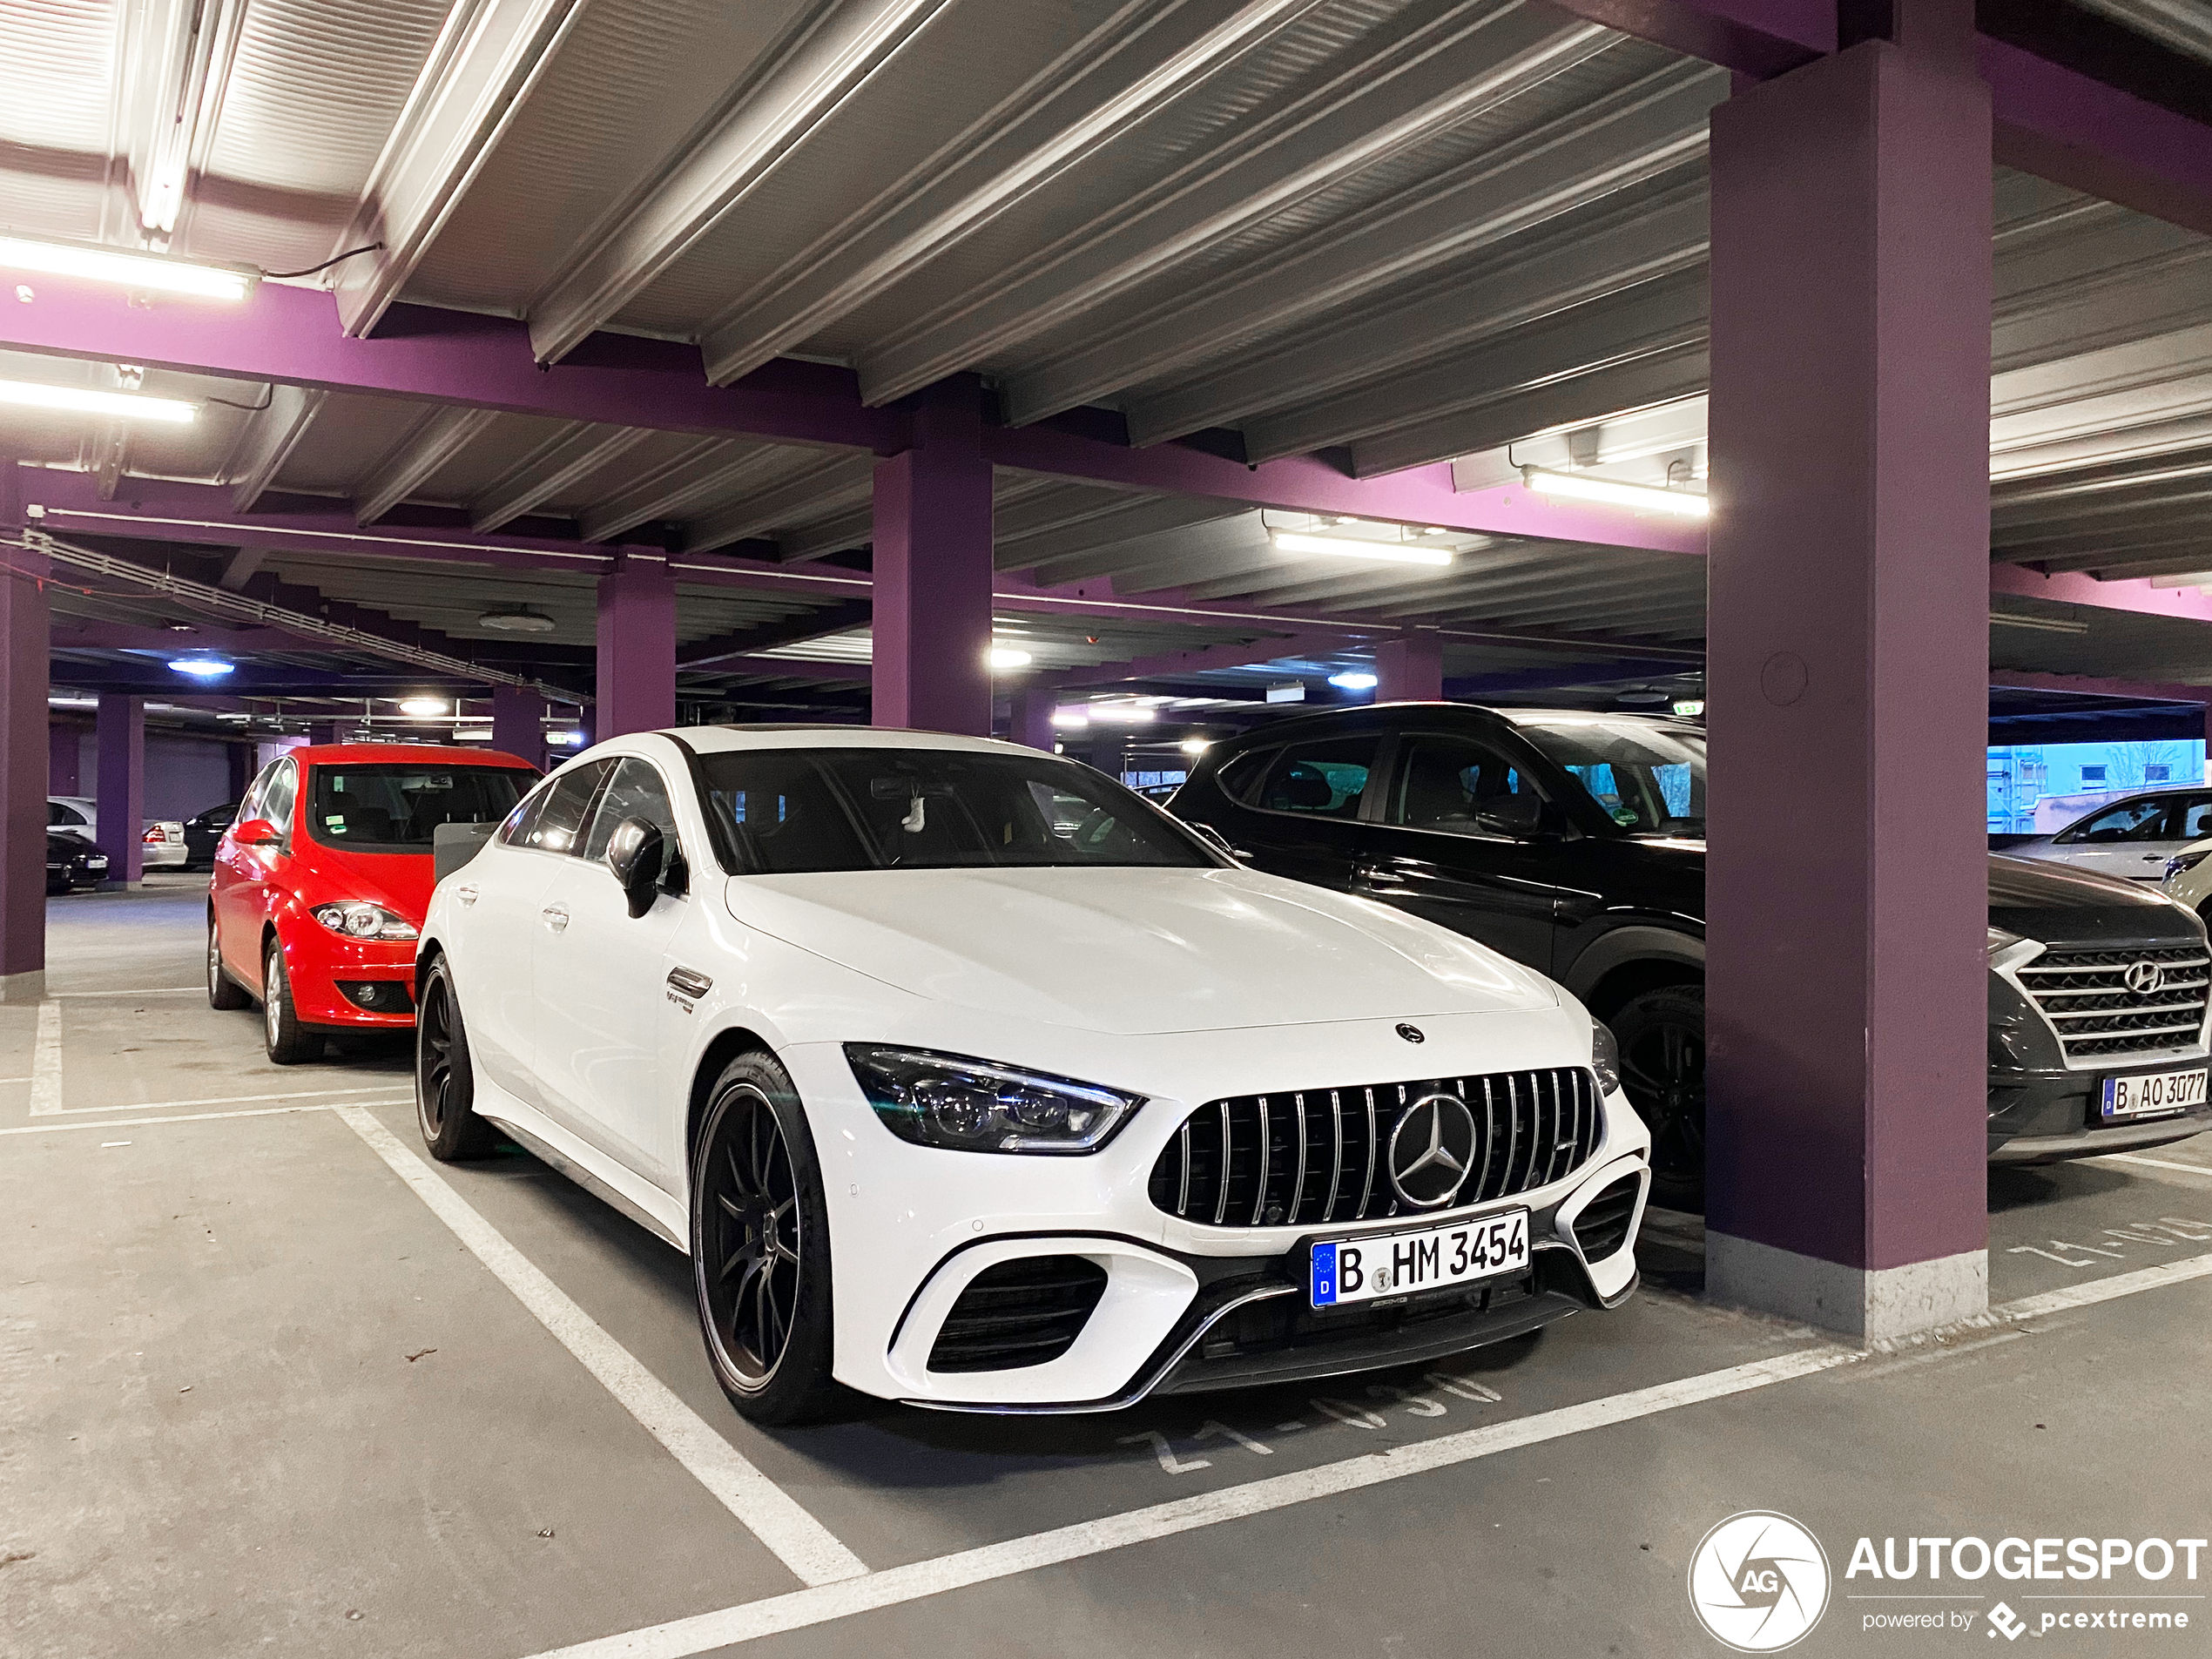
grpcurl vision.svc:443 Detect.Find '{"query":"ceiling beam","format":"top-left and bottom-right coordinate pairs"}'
top-left (1035, 630), bottom-right (1352, 693)
top-left (680, 455), bottom-right (877, 554)
top-left (328, 0), bottom-right (596, 335)
top-left (354, 406), bottom-right (503, 525)
top-left (469, 422), bottom-right (658, 533)
top-left (224, 384), bottom-right (327, 512)
top-left (525, 0), bottom-right (957, 366)
top-left (1990, 560), bottom-right (2212, 628)
top-left (856, 1), bottom-right (1617, 406)
top-left (1012, 61), bottom-right (1723, 433)
top-left (675, 598), bottom-right (873, 669)
top-left (697, 0), bottom-right (1325, 386)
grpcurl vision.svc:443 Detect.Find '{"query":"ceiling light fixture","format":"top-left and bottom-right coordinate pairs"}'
top-left (1179, 737), bottom-right (1211, 756)
top-left (1989, 611), bottom-right (2088, 635)
top-left (398, 697), bottom-right (448, 717)
top-left (166, 657), bottom-right (233, 678)
top-left (1270, 530), bottom-right (1453, 566)
top-left (1328, 670), bottom-right (1379, 691)
top-left (988, 646), bottom-right (1033, 670)
top-left (0, 233), bottom-right (255, 301)
top-left (477, 606), bottom-right (556, 634)
top-left (1521, 467), bottom-right (1710, 518)
top-left (1089, 704), bottom-right (1157, 725)
top-left (0, 378), bottom-right (197, 423)
top-left (1050, 707), bottom-right (1089, 729)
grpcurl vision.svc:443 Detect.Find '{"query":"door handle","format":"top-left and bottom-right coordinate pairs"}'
top-left (540, 902), bottom-right (570, 934)
top-left (454, 884), bottom-right (478, 907)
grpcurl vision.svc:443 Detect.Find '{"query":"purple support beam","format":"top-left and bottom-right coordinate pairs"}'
top-left (872, 381), bottom-right (995, 737)
top-left (1704, 8), bottom-right (1993, 1340)
top-left (490, 685), bottom-right (544, 769)
top-left (2, 486), bottom-right (46, 1001)
top-left (1005, 689), bottom-right (1056, 752)
top-left (596, 559), bottom-right (677, 739)
top-left (49, 725), bottom-right (80, 795)
top-left (95, 692), bottom-right (146, 889)
top-left (1375, 631), bottom-right (1445, 703)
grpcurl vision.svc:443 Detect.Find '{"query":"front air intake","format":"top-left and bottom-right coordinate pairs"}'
top-left (1571, 1175), bottom-right (1642, 1263)
top-left (927, 1256), bottom-right (1109, 1372)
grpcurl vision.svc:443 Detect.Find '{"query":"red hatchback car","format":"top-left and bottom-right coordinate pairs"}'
top-left (207, 743), bottom-right (538, 1062)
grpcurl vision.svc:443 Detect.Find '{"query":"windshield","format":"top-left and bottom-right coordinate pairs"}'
top-left (697, 747), bottom-right (1213, 873)
top-left (1515, 718), bottom-right (1705, 838)
top-left (306, 764), bottom-right (532, 852)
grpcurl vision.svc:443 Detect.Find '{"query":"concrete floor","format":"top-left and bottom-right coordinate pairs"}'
top-left (6, 880), bottom-right (2212, 1657)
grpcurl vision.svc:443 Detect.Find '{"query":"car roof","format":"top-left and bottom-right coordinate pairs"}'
top-left (628, 725), bottom-right (1037, 759)
top-left (286, 743), bottom-right (538, 766)
top-left (1205, 701), bottom-right (1702, 747)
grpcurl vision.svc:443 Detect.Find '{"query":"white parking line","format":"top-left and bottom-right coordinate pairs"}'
top-left (332, 1106), bottom-right (868, 1590)
top-left (43, 1083), bottom-right (413, 1116)
top-left (2105, 1152), bottom-right (2212, 1178)
top-left (52, 986), bottom-right (203, 997)
top-left (0, 1104), bottom-right (335, 1135)
top-left (510, 1247), bottom-right (2212, 1659)
top-left (28, 1001), bottom-right (62, 1116)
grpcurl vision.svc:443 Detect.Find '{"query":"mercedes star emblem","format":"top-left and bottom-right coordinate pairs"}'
top-left (1386, 1092), bottom-right (1478, 1209)
top-left (1395, 1022), bottom-right (1426, 1043)
top-left (2126, 960), bottom-right (2167, 997)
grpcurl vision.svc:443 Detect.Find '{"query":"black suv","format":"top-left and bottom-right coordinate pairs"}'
top-left (1170, 703), bottom-right (2212, 1205)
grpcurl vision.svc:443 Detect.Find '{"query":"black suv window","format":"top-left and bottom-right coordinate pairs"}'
top-left (1249, 735), bottom-right (1378, 819)
top-left (1384, 733), bottom-right (1544, 836)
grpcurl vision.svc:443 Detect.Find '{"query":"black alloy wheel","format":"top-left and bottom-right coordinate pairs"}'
top-left (415, 957), bottom-right (496, 1160)
top-left (691, 1053), bottom-right (837, 1424)
top-left (1612, 984), bottom-right (1707, 1211)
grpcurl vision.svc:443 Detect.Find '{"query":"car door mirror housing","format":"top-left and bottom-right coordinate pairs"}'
top-left (1474, 794), bottom-right (1545, 838)
top-left (1188, 822), bottom-right (1244, 861)
top-left (604, 817), bottom-right (665, 918)
top-left (233, 818), bottom-right (283, 846)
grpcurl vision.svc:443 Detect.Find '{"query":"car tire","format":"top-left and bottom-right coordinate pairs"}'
top-left (1611, 983), bottom-right (1706, 1211)
top-left (690, 1052), bottom-right (840, 1426)
top-left (207, 914), bottom-right (249, 1010)
top-left (415, 957), bottom-right (498, 1161)
top-left (260, 941), bottom-right (323, 1065)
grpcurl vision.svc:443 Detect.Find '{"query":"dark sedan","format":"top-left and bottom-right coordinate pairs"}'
top-left (183, 800), bottom-right (238, 869)
top-left (47, 832), bottom-right (110, 894)
top-left (1170, 703), bottom-right (2212, 1206)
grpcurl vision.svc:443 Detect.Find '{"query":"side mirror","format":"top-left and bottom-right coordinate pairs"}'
top-left (604, 817), bottom-right (665, 918)
top-left (1474, 793), bottom-right (1545, 838)
top-left (1189, 822), bottom-right (1246, 861)
top-left (233, 818), bottom-right (282, 847)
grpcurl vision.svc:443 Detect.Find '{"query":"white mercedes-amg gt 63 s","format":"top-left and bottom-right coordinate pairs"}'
top-left (413, 727), bottom-right (1651, 1423)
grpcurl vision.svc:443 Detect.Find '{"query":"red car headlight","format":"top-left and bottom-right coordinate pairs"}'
top-left (310, 900), bottom-right (418, 941)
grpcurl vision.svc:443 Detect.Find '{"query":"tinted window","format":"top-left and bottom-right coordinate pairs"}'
top-left (1515, 718), bottom-right (1705, 836)
top-left (698, 747), bottom-right (1210, 873)
top-left (2065, 799), bottom-right (2175, 843)
top-left (1385, 733), bottom-right (1543, 835)
top-left (513, 760), bottom-right (612, 855)
top-left (1250, 736), bottom-right (1378, 819)
top-left (305, 762), bottom-right (530, 852)
top-left (583, 758), bottom-right (681, 861)
top-left (47, 801), bottom-right (87, 827)
top-left (2184, 798), bottom-right (2212, 840)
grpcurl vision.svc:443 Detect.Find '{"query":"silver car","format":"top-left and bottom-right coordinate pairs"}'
top-left (2004, 786), bottom-right (2212, 885)
top-left (47, 796), bottom-right (189, 870)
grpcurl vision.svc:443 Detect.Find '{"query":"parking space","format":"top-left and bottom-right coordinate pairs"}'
top-left (10, 886), bottom-right (2212, 1658)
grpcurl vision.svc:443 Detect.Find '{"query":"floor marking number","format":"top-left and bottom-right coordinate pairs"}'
top-left (1310, 1396), bottom-right (1387, 1429)
top-left (1425, 1371), bottom-right (1502, 1403)
top-left (1191, 1420), bottom-right (1272, 1455)
top-left (1366, 1383), bottom-right (1446, 1417)
top-left (1117, 1430), bottom-right (1211, 1475)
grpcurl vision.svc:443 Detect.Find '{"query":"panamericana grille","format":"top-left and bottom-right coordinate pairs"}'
top-left (928, 1256), bottom-right (1109, 1373)
top-left (1148, 1069), bottom-right (1602, 1231)
top-left (2016, 945), bottom-right (2212, 1062)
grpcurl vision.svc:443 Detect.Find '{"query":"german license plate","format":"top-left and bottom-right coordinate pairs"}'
top-left (2101, 1068), bottom-right (2208, 1121)
top-left (1310, 1210), bottom-right (1528, 1308)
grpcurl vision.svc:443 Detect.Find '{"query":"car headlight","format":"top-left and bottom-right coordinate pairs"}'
top-left (1591, 1021), bottom-right (1622, 1096)
top-left (844, 1044), bottom-right (1144, 1155)
top-left (2166, 849), bottom-right (2211, 882)
top-left (1987, 926), bottom-right (2024, 956)
top-left (310, 900), bottom-right (418, 941)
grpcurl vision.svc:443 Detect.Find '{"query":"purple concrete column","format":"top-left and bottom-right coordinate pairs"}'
top-left (49, 724), bottom-right (79, 794)
top-left (595, 557), bottom-right (677, 738)
top-left (873, 379), bottom-right (994, 736)
top-left (1007, 688), bottom-right (1056, 752)
top-left (2, 523), bottom-right (46, 1001)
top-left (95, 693), bottom-right (146, 889)
top-left (1704, 1), bottom-right (1993, 1340)
top-left (1375, 631), bottom-right (1444, 702)
top-left (490, 685), bottom-right (543, 768)
top-left (308, 720), bottom-right (342, 746)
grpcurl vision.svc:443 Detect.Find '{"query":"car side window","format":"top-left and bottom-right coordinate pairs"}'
top-left (1213, 747), bottom-right (1277, 806)
top-left (2067, 799), bottom-right (2171, 843)
top-left (238, 764), bottom-right (274, 824)
top-left (1251, 736), bottom-right (1378, 819)
top-left (2179, 797), bottom-right (2212, 840)
top-left (48, 802), bottom-right (84, 827)
top-left (261, 759), bottom-right (299, 833)
top-left (583, 758), bottom-right (682, 863)
top-left (1385, 733), bottom-right (1546, 837)
top-left (517, 759), bottom-right (613, 855)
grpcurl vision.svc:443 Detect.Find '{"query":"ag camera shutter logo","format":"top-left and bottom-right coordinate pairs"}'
top-left (1688, 1512), bottom-right (1831, 1651)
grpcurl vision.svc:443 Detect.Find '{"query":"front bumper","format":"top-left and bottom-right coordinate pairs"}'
top-left (782, 1026), bottom-right (1649, 1410)
top-left (1988, 1071), bottom-right (2212, 1163)
top-left (281, 929), bottom-right (419, 1028)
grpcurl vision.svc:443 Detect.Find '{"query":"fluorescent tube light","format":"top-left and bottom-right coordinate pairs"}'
top-left (1329, 671), bottom-right (1379, 690)
top-left (0, 378), bottom-right (197, 423)
top-left (1089, 704), bottom-right (1157, 725)
top-left (398, 698), bottom-right (448, 717)
top-left (988, 647), bottom-right (1033, 670)
top-left (167, 658), bottom-right (233, 678)
top-left (0, 233), bottom-right (253, 301)
top-left (1271, 530), bottom-right (1452, 566)
top-left (1522, 467), bottom-right (1710, 518)
top-left (1989, 612), bottom-right (2087, 635)
top-left (1050, 707), bottom-right (1089, 729)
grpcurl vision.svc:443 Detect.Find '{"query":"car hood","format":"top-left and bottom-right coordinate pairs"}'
top-left (296, 842), bottom-right (436, 923)
top-left (1988, 853), bottom-right (2202, 946)
top-left (727, 866), bottom-right (1559, 1035)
